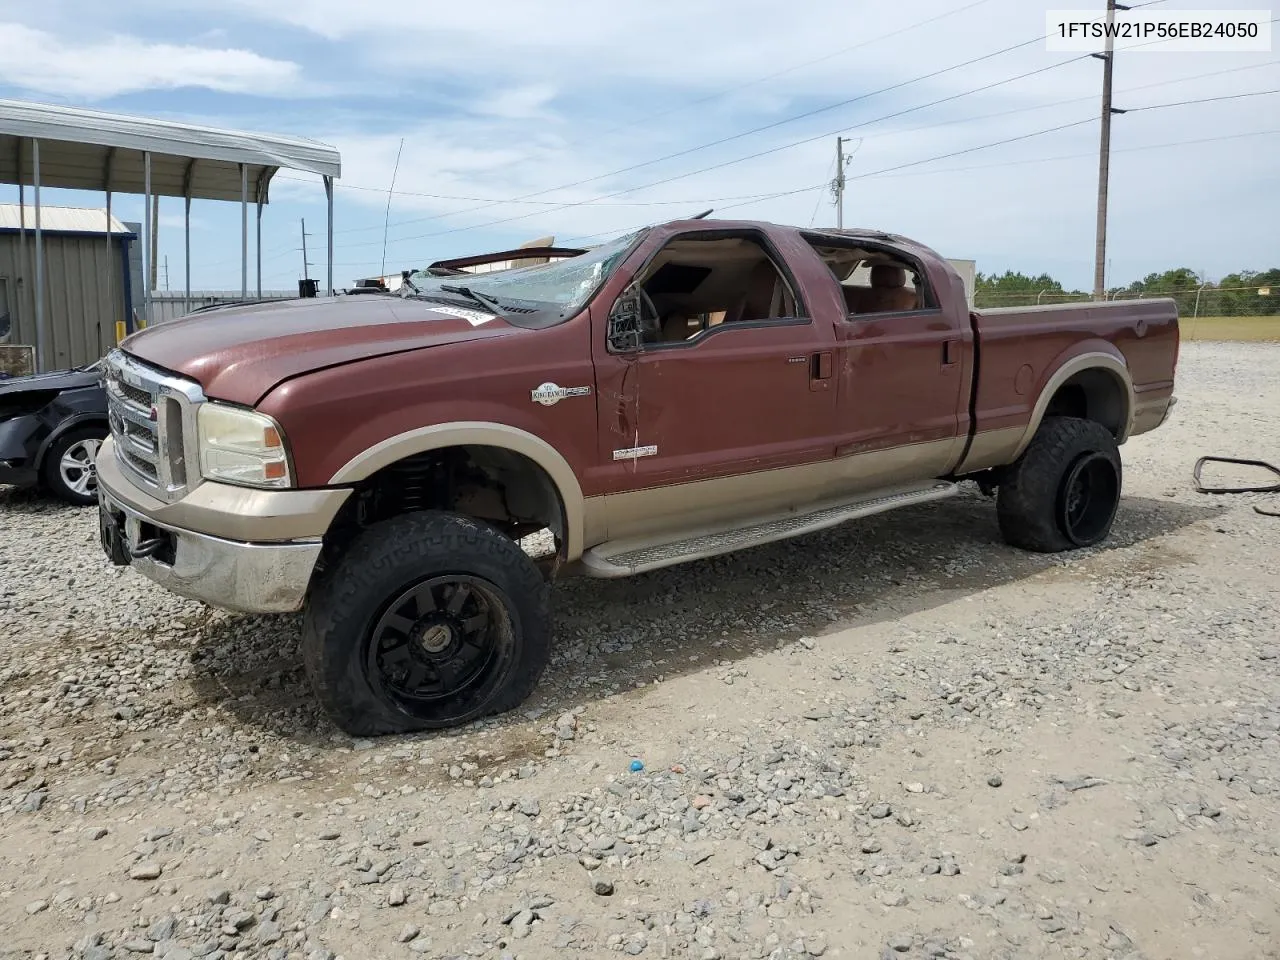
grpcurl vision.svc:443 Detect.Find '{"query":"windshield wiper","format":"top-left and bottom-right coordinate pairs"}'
top-left (438, 284), bottom-right (506, 315)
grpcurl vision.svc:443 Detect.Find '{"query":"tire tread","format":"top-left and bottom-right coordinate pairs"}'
top-left (996, 416), bottom-right (1121, 553)
top-left (301, 510), bottom-right (551, 736)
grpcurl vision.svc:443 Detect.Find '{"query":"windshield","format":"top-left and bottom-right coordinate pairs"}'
top-left (405, 229), bottom-right (645, 325)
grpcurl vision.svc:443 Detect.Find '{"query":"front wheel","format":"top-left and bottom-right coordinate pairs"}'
top-left (996, 416), bottom-right (1122, 553)
top-left (42, 426), bottom-right (107, 507)
top-left (301, 511), bottom-right (552, 736)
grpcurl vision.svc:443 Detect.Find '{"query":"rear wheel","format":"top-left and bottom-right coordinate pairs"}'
top-left (42, 426), bottom-right (107, 507)
top-left (301, 510), bottom-right (552, 736)
top-left (997, 416), bottom-right (1122, 553)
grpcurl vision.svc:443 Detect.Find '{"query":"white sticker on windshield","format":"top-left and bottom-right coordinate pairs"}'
top-left (431, 305), bottom-right (494, 326)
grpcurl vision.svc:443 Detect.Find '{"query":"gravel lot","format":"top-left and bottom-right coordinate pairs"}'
top-left (2, 341), bottom-right (1278, 960)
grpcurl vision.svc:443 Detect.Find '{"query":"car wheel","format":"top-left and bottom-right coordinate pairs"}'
top-left (301, 510), bottom-right (552, 736)
top-left (42, 426), bottom-right (107, 507)
top-left (996, 416), bottom-right (1122, 553)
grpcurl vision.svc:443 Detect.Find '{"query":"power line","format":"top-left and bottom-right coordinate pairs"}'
top-left (273, 0), bottom-right (1009, 242)
top-left (492, 38), bottom-right (1052, 207)
top-left (563, 117), bottom-right (1280, 246)
top-left (352, 52), bottom-right (1096, 253)
top-left (249, 39), bottom-right (1280, 267)
top-left (344, 35), bottom-right (1075, 251)
top-left (425, 17), bottom-right (1278, 236)
top-left (860, 128), bottom-right (1280, 180)
top-left (808, 156), bottom-right (836, 228)
top-left (850, 116), bottom-right (1099, 181)
top-left (491, 88), bottom-right (1280, 246)
top-left (269, 58), bottom-right (1276, 253)
top-left (1126, 89), bottom-right (1280, 112)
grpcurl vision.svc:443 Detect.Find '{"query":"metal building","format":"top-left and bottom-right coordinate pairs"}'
top-left (0, 204), bottom-right (138, 373)
top-left (1, 97), bottom-right (342, 372)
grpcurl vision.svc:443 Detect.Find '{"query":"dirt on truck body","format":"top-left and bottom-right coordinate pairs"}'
top-left (94, 217), bottom-right (1180, 735)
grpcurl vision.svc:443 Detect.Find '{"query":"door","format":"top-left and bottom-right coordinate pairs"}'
top-left (827, 256), bottom-right (969, 491)
top-left (589, 231), bottom-right (839, 540)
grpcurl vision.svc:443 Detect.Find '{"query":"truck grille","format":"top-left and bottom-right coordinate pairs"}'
top-left (104, 349), bottom-right (206, 502)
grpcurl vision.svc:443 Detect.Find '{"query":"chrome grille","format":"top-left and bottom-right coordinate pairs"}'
top-left (104, 349), bottom-right (206, 502)
top-left (115, 380), bottom-right (152, 408)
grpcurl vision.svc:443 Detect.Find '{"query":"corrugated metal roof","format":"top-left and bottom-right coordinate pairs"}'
top-left (0, 98), bottom-right (340, 203)
top-left (0, 203), bottom-right (131, 234)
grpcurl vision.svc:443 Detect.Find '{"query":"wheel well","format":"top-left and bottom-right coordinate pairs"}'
top-left (1043, 368), bottom-right (1127, 438)
top-left (38, 417), bottom-right (109, 466)
top-left (324, 444), bottom-right (567, 560)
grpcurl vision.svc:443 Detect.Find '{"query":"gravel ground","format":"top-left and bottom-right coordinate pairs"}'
top-left (2, 341), bottom-right (1278, 960)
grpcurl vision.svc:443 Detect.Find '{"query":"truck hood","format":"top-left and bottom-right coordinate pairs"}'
top-left (122, 294), bottom-right (518, 404)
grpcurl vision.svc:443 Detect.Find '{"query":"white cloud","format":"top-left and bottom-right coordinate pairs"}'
top-left (0, 23), bottom-right (301, 99)
top-left (471, 84), bottom-right (560, 120)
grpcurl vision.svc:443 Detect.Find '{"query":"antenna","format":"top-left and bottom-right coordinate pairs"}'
top-left (381, 138), bottom-right (405, 278)
top-left (690, 208), bottom-right (714, 219)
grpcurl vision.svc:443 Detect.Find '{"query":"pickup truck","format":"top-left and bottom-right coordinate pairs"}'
top-left (94, 218), bottom-right (1179, 736)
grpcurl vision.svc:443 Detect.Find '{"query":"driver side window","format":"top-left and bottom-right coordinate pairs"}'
top-left (629, 235), bottom-right (804, 347)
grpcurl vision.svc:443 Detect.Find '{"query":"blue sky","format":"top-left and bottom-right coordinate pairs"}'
top-left (1, 0), bottom-right (1276, 292)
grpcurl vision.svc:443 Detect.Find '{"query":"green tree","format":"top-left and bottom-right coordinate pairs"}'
top-left (1121, 268), bottom-right (1203, 316)
top-left (1210, 269), bottom-right (1280, 316)
top-left (974, 271), bottom-right (1086, 308)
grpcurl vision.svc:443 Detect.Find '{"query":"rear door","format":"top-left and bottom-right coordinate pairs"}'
top-left (803, 239), bottom-right (970, 492)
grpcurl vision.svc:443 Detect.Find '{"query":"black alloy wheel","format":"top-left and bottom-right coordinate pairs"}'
top-left (1057, 451), bottom-right (1120, 546)
top-left (367, 575), bottom-right (510, 710)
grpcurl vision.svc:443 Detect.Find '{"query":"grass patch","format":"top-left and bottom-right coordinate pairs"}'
top-left (1183, 316), bottom-right (1280, 342)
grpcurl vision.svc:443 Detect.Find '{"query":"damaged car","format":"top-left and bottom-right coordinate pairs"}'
top-left (0, 360), bottom-right (108, 506)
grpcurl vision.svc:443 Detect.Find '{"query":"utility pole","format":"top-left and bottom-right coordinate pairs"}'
top-left (1093, 0), bottom-right (1130, 300)
top-left (162, 255), bottom-right (169, 292)
top-left (834, 137), bottom-right (847, 229)
top-left (300, 218), bottom-right (312, 280)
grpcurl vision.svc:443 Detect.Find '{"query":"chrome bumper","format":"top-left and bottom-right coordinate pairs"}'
top-left (98, 481), bottom-right (323, 615)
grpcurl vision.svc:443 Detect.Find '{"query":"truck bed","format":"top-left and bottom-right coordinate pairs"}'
top-left (957, 297), bottom-right (1180, 474)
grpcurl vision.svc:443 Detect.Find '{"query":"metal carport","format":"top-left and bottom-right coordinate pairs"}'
top-left (0, 98), bottom-right (341, 371)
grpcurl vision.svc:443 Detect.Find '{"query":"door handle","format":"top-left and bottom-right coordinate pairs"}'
top-left (810, 351), bottom-right (833, 392)
top-left (942, 339), bottom-right (960, 366)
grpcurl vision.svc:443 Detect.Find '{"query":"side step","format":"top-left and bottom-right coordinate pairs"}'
top-left (579, 481), bottom-right (958, 578)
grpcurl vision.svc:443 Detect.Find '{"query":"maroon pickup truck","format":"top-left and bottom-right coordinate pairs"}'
top-left (95, 218), bottom-right (1179, 735)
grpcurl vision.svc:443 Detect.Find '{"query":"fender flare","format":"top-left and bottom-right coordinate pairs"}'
top-left (1009, 351), bottom-right (1135, 462)
top-left (327, 421), bottom-right (587, 560)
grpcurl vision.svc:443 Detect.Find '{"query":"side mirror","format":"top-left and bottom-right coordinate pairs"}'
top-left (607, 287), bottom-right (644, 353)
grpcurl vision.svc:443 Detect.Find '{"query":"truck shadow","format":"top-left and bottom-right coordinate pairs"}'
top-left (187, 490), bottom-right (1225, 744)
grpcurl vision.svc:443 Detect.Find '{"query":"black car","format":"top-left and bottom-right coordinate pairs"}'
top-left (0, 360), bottom-right (108, 506)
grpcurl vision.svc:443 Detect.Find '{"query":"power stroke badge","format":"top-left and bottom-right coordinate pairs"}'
top-left (531, 382), bottom-right (591, 406)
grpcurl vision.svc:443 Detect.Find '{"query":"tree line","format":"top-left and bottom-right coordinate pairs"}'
top-left (973, 267), bottom-right (1280, 316)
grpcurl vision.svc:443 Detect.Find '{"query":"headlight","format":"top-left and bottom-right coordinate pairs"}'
top-left (197, 403), bottom-right (292, 488)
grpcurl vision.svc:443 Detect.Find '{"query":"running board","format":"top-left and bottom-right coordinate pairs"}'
top-left (579, 481), bottom-right (958, 578)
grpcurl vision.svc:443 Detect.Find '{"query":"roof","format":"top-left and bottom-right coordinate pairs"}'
top-left (0, 98), bottom-right (341, 203)
top-left (0, 202), bottom-right (132, 235)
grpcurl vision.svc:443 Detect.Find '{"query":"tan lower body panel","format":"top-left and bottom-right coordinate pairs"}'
top-left (577, 480), bottom-right (958, 578)
top-left (585, 437), bottom-right (959, 547)
top-left (1129, 391), bottom-right (1176, 438)
top-left (954, 426), bottom-right (1025, 474)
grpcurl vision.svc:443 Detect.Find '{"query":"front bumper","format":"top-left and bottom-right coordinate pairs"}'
top-left (99, 485), bottom-right (324, 613)
top-left (96, 436), bottom-right (348, 614)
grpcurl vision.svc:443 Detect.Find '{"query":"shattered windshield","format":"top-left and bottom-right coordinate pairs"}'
top-left (405, 229), bottom-right (645, 325)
